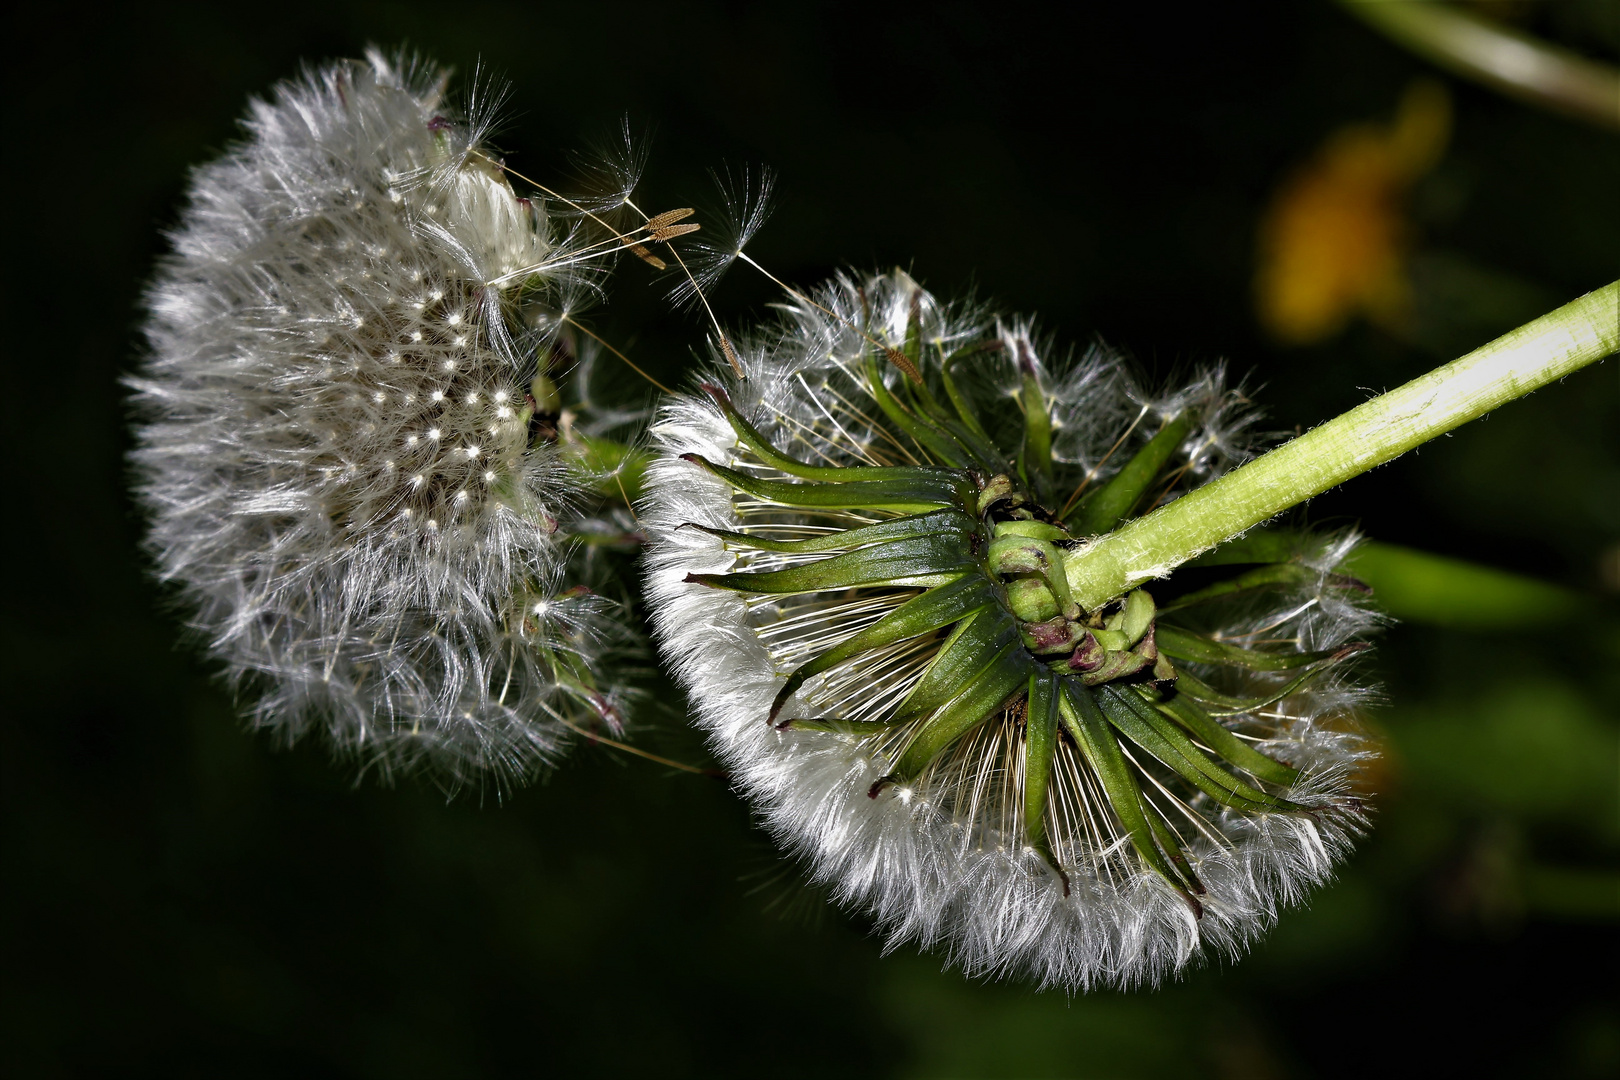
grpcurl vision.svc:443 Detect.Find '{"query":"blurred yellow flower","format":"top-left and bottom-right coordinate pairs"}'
top-left (1256, 80), bottom-right (1451, 345)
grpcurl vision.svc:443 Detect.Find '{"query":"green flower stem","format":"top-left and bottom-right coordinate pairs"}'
top-left (1063, 281), bottom-right (1619, 612)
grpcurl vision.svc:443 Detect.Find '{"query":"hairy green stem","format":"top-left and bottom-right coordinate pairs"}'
top-left (1064, 281), bottom-right (1619, 611)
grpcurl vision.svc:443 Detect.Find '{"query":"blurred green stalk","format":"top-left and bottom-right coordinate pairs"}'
top-left (1524, 865), bottom-right (1620, 920)
top-left (1341, 0), bottom-right (1620, 131)
top-left (1344, 542), bottom-right (1592, 629)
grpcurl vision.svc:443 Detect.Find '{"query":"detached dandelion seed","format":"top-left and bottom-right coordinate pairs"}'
top-left (643, 269), bottom-right (1380, 989)
top-left (128, 50), bottom-right (639, 788)
top-left (668, 165), bottom-right (776, 308)
top-left (651, 165), bottom-right (777, 379)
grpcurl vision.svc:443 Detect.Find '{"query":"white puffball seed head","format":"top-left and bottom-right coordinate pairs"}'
top-left (128, 50), bottom-right (628, 787)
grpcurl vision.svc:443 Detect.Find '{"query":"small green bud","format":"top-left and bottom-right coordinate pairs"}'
top-left (1104, 589), bottom-right (1156, 647)
top-left (1089, 628), bottom-right (1131, 652)
top-left (994, 519), bottom-right (1069, 542)
top-left (976, 474), bottom-right (1018, 514)
top-left (1006, 577), bottom-right (1060, 622)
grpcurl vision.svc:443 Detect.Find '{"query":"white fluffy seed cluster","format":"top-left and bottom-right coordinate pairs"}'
top-left (129, 50), bottom-right (629, 785)
top-left (643, 270), bottom-right (1378, 990)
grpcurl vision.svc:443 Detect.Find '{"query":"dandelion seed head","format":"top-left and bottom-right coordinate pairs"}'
top-left (643, 269), bottom-right (1377, 990)
top-left (128, 49), bottom-right (636, 787)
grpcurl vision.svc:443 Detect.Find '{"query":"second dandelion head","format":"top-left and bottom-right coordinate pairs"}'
top-left (644, 269), bottom-right (1380, 990)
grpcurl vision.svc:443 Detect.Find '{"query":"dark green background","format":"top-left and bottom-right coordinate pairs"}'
top-left (4, 2), bottom-right (1617, 1076)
